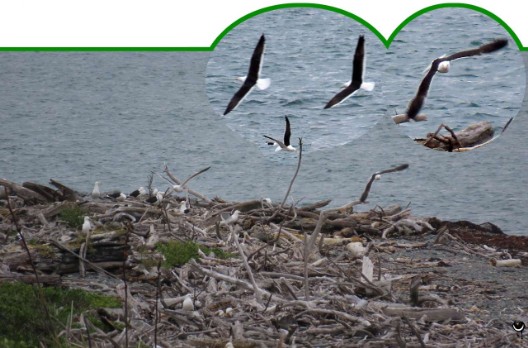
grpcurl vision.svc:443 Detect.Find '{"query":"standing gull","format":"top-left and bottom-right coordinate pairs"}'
top-left (324, 35), bottom-right (375, 109)
top-left (223, 34), bottom-right (271, 116)
top-left (91, 181), bottom-right (101, 198)
top-left (393, 38), bottom-right (508, 124)
top-left (82, 216), bottom-right (92, 234)
top-left (264, 116), bottom-right (296, 152)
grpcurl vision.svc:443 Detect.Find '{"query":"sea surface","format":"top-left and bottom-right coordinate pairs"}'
top-left (1, 7), bottom-right (527, 235)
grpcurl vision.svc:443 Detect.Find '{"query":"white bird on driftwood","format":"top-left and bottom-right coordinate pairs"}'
top-left (220, 210), bottom-right (240, 226)
top-left (91, 181), bottom-right (101, 198)
top-left (179, 200), bottom-right (190, 214)
top-left (82, 216), bottom-right (92, 234)
top-left (182, 294), bottom-right (194, 311)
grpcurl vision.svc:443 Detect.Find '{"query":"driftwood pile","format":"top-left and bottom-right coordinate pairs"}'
top-left (1, 165), bottom-right (527, 347)
top-left (414, 120), bottom-right (512, 152)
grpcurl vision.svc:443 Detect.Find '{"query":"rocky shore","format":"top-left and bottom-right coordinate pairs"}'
top-left (1, 167), bottom-right (527, 347)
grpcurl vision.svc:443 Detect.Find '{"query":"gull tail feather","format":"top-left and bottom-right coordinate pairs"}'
top-left (360, 81), bottom-right (375, 91)
top-left (256, 78), bottom-right (271, 90)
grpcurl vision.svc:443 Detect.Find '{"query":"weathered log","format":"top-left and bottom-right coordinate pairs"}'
top-left (381, 306), bottom-right (465, 323)
top-left (49, 178), bottom-right (79, 201)
top-left (41, 201), bottom-right (78, 219)
top-left (0, 178), bottom-right (49, 204)
top-left (416, 121), bottom-right (494, 151)
top-left (0, 272), bottom-right (61, 285)
top-left (2, 239), bottom-right (129, 275)
top-left (22, 181), bottom-right (62, 202)
top-left (300, 199), bottom-right (332, 211)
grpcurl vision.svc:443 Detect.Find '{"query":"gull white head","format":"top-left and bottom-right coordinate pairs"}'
top-left (438, 60), bottom-right (450, 73)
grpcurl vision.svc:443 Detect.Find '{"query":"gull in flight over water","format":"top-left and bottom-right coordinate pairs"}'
top-left (393, 38), bottom-right (508, 124)
top-left (223, 34), bottom-right (271, 116)
top-left (324, 35), bottom-right (375, 109)
top-left (264, 116), bottom-right (296, 152)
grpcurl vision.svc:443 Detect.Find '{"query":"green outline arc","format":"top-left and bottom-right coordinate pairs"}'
top-left (0, 2), bottom-right (524, 51)
top-left (211, 2), bottom-right (524, 51)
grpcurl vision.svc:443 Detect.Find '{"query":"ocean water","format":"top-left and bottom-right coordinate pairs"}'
top-left (207, 7), bottom-right (525, 146)
top-left (0, 7), bottom-right (527, 235)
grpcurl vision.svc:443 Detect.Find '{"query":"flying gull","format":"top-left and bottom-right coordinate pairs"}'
top-left (430, 38), bottom-right (508, 74)
top-left (223, 34), bottom-right (271, 116)
top-left (393, 38), bottom-right (508, 124)
top-left (359, 164), bottom-right (409, 203)
top-left (264, 116), bottom-right (296, 152)
top-left (324, 35), bottom-right (375, 109)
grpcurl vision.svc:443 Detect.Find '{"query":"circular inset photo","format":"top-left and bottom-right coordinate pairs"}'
top-left (206, 7), bottom-right (386, 155)
top-left (384, 7), bottom-right (525, 152)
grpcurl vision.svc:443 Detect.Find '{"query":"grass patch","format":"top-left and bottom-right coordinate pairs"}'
top-left (58, 205), bottom-right (85, 229)
top-left (0, 282), bottom-right (121, 346)
top-left (157, 240), bottom-right (235, 267)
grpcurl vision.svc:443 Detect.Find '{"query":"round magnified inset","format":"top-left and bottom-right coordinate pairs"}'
top-left (206, 7), bottom-right (387, 155)
top-left (384, 7), bottom-right (525, 152)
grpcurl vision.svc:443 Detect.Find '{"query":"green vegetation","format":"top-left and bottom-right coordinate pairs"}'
top-left (58, 205), bottom-right (85, 229)
top-left (157, 240), bottom-right (235, 267)
top-left (0, 282), bottom-right (121, 347)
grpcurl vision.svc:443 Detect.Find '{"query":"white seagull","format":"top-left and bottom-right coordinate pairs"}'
top-left (264, 116), bottom-right (296, 152)
top-left (179, 200), bottom-right (190, 214)
top-left (324, 35), bottom-right (375, 109)
top-left (182, 294), bottom-right (194, 311)
top-left (220, 210), bottom-right (240, 226)
top-left (393, 38), bottom-right (508, 124)
top-left (82, 216), bottom-right (92, 234)
top-left (223, 34), bottom-right (270, 115)
top-left (130, 186), bottom-right (148, 199)
top-left (91, 181), bottom-right (101, 198)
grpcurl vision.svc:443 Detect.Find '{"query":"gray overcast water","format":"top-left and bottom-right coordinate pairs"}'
top-left (1, 7), bottom-right (527, 235)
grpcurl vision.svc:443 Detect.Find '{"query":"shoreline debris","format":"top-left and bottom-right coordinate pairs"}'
top-left (1, 165), bottom-right (527, 347)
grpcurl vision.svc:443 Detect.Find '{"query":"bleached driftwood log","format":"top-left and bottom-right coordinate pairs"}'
top-left (417, 121), bottom-right (494, 151)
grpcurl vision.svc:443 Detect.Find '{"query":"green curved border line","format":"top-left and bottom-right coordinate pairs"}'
top-left (0, 2), bottom-right (524, 51)
top-left (212, 2), bottom-right (524, 51)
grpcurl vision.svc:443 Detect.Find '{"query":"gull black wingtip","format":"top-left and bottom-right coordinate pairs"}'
top-left (481, 38), bottom-right (508, 53)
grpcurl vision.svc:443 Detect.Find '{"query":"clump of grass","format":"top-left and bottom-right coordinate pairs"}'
top-left (58, 205), bottom-right (85, 229)
top-left (0, 282), bottom-right (121, 346)
top-left (157, 240), bottom-right (235, 268)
